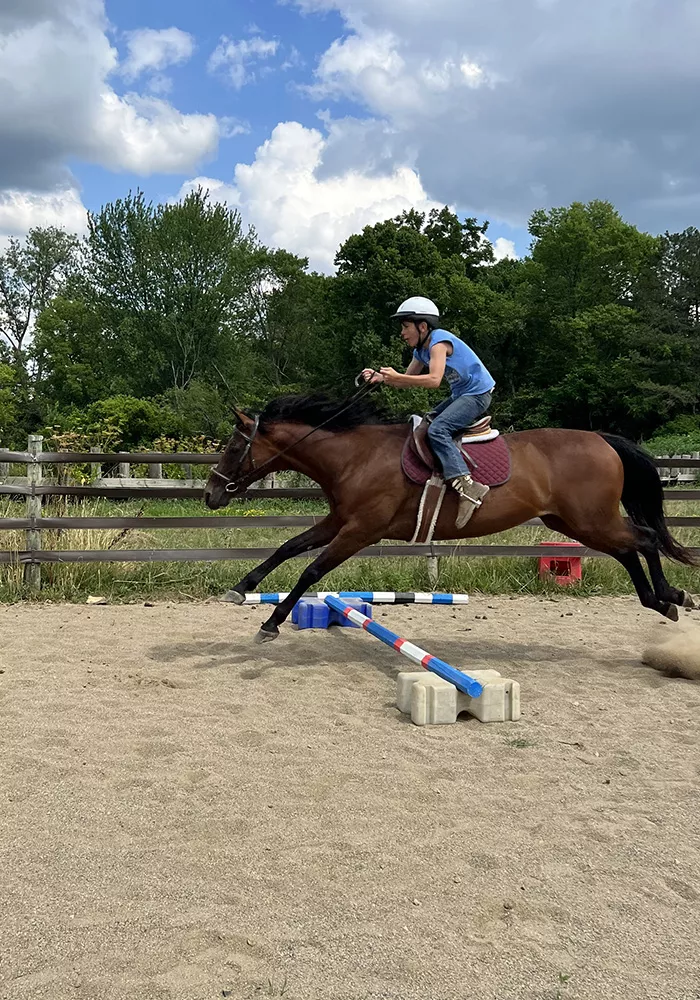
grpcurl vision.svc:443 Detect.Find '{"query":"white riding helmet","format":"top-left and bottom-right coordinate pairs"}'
top-left (391, 296), bottom-right (440, 328)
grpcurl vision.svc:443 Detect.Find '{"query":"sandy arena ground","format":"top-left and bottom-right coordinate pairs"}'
top-left (1, 595), bottom-right (699, 1000)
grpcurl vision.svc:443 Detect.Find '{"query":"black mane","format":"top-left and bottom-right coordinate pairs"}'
top-left (259, 392), bottom-right (398, 432)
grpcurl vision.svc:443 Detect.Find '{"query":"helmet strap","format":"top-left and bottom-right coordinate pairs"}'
top-left (416, 322), bottom-right (431, 353)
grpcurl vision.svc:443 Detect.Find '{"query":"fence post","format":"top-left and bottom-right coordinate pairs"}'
top-left (118, 452), bottom-right (130, 479)
top-left (90, 446), bottom-right (101, 482)
top-left (149, 462), bottom-right (162, 479)
top-left (24, 434), bottom-right (43, 591)
top-left (427, 555), bottom-right (440, 589)
top-left (0, 448), bottom-right (8, 480)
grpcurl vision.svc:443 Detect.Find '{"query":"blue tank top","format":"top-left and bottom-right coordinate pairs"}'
top-left (413, 329), bottom-right (495, 399)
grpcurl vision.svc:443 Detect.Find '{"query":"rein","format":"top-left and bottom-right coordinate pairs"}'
top-left (210, 373), bottom-right (381, 494)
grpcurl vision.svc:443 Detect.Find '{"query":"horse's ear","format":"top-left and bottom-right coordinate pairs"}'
top-left (232, 407), bottom-right (254, 428)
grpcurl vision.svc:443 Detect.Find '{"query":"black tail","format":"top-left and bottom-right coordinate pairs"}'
top-left (600, 433), bottom-right (698, 566)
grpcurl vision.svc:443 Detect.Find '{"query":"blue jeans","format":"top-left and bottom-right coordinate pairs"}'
top-left (426, 391), bottom-right (493, 480)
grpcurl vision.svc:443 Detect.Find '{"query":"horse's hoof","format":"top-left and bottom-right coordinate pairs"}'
top-left (255, 625), bottom-right (279, 643)
top-left (663, 603), bottom-right (679, 622)
top-left (221, 590), bottom-right (245, 605)
top-left (682, 591), bottom-right (696, 609)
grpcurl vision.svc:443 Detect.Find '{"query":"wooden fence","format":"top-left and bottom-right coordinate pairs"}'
top-left (2, 436), bottom-right (700, 591)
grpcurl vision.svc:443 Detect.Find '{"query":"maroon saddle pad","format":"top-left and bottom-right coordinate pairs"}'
top-left (402, 434), bottom-right (512, 487)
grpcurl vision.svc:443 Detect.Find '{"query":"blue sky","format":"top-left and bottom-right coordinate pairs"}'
top-left (98, 0), bottom-right (527, 261)
top-left (73, 0), bottom-right (351, 228)
top-left (1, 0), bottom-right (698, 270)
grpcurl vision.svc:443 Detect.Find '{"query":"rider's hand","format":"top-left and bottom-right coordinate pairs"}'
top-left (361, 368), bottom-right (384, 384)
top-left (379, 366), bottom-right (401, 386)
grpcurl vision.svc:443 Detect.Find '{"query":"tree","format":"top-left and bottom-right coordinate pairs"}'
top-left (502, 305), bottom-right (695, 437)
top-left (250, 269), bottom-right (339, 399)
top-left (659, 228), bottom-right (700, 328)
top-left (0, 226), bottom-right (81, 373)
top-left (422, 207), bottom-right (495, 274)
top-left (0, 363), bottom-right (18, 441)
top-left (86, 188), bottom-right (262, 395)
top-left (528, 200), bottom-right (660, 318)
top-left (32, 295), bottom-right (111, 409)
top-left (330, 207), bottom-right (517, 414)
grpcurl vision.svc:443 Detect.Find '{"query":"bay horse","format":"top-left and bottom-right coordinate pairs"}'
top-left (204, 393), bottom-right (696, 642)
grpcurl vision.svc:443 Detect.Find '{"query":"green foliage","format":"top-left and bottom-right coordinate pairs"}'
top-left (11, 192), bottom-right (700, 448)
top-left (645, 430), bottom-right (700, 456)
top-left (327, 205), bottom-right (511, 415)
top-left (157, 381), bottom-right (235, 442)
top-left (660, 227), bottom-right (700, 325)
top-left (0, 363), bottom-right (18, 438)
top-left (528, 200), bottom-right (660, 316)
top-left (45, 395), bottom-right (171, 450)
top-left (85, 187), bottom-right (261, 395)
top-left (0, 225), bottom-right (81, 367)
top-left (657, 413), bottom-right (700, 436)
top-left (33, 295), bottom-right (109, 407)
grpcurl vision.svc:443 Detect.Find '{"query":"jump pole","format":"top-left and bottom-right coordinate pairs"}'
top-left (323, 595), bottom-right (483, 699)
top-left (238, 591), bottom-right (470, 605)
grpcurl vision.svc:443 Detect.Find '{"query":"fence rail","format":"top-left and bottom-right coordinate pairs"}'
top-left (0, 485), bottom-right (320, 499)
top-left (7, 543), bottom-right (697, 567)
top-left (3, 449), bottom-right (699, 469)
top-left (2, 438), bottom-right (700, 591)
top-left (4, 482), bottom-right (700, 501)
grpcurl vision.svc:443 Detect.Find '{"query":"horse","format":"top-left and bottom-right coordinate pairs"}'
top-left (204, 393), bottom-right (697, 642)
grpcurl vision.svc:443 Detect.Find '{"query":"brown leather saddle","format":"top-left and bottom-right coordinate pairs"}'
top-left (401, 414), bottom-right (511, 487)
top-left (408, 414), bottom-right (494, 471)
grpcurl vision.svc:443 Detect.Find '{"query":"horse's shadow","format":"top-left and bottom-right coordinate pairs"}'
top-left (147, 625), bottom-right (613, 680)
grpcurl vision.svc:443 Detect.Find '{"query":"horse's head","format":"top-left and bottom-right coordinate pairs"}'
top-left (204, 409), bottom-right (262, 509)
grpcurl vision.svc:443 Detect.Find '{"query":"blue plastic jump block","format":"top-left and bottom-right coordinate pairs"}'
top-left (292, 597), bottom-right (373, 629)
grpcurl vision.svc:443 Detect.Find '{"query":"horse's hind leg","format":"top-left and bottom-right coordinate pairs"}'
top-left (541, 513), bottom-right (679, 621)
top-left (641, 542), bottom-right (695, 609)
top-left (614, 521), bottom-right (694, 609)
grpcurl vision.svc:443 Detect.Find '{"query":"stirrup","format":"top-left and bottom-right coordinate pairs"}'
top-left (450, 475), bottom-right (489, 505)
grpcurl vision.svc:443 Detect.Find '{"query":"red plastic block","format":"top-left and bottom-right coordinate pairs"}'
top-left (538, 541), bottom-right (583, 587)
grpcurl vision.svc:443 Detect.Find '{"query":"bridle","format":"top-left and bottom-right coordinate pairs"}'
top-left (208, 374), bottom-right (380, 495)
top-left (209, 415), bottom-right (261, 494)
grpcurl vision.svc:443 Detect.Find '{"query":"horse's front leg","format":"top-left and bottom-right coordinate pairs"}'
top-left (222, 516), bottom-right (339, 604)
top-left (256, 523), bottom-right (378, 642)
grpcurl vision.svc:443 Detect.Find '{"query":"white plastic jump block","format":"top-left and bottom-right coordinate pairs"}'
top-left (396, 669), bottom-right (521, 726)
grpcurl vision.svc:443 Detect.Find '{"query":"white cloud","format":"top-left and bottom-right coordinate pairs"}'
top-left (177, 176), bottom-right (241, 209)
top-left (0, 0), bottom-right (219, 241)
top-left (281, 47), bottom-right (304, 72)
top-left (492, 237), bottom-right (518, 261)
top-left (309, 29), bottom-right (490, 119)
top-left (146, 73), bottom-right (173, 96)
top-left (120, 26), bottom-right (194, 82)
top-left (208, 35), bottom-right (279, 89)
top-left (177, 121), bottom-right (441, 272)
top-left (291, 0), bottom-right (700, 234)
top-left (0, 188), bottom-right (87, 247)
top-left (88, 92), bottom-right (218, 175)
top-left (220, 117), bottom-right (251, 139)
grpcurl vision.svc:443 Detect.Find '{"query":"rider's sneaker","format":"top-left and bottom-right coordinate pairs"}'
top-left (449, 475), bottom-right (490, 528)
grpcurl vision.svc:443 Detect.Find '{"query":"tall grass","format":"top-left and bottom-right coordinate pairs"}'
top-left (1, 496), bottom-right (698, 602)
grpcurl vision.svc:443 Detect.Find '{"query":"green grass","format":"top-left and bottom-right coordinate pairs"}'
top-left (1, 495), bottom-right (699, 603)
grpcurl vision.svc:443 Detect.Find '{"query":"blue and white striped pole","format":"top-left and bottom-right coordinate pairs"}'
top-left (323, 595), bottom-right (483, 699)
top-left (239, 591), bottom-right (470, 605)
